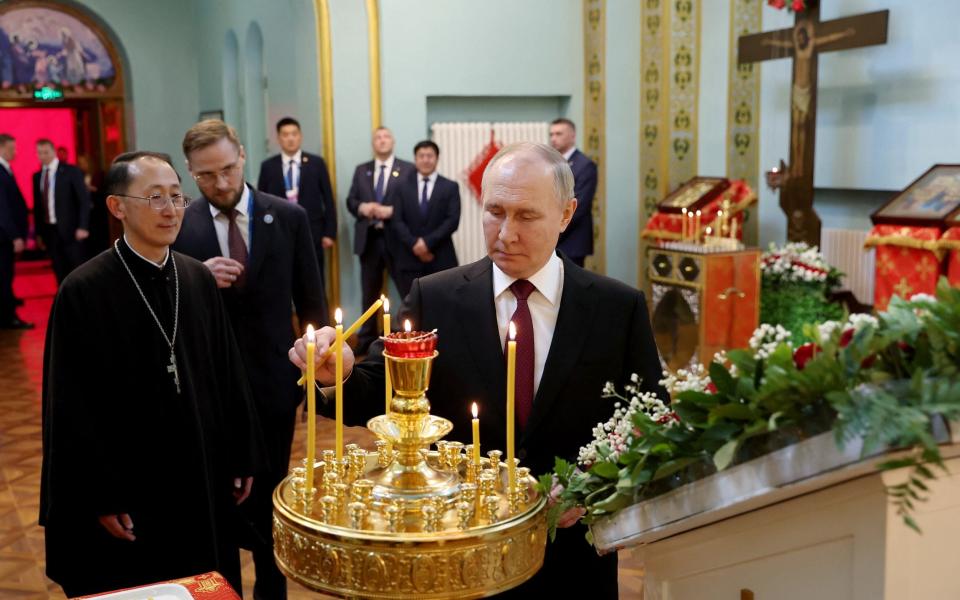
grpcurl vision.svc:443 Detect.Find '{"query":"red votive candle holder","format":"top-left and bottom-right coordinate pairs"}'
top-left (383, 330), bottom-right (438, 358)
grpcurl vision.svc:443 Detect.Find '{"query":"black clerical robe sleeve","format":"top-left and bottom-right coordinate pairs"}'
top-left (40, 280), bottom-right (132, 521)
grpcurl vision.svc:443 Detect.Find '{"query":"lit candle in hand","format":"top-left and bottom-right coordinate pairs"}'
top-left (335, 308), bottom-right (344, 461)
top-left (383, 297), bottom-right (391, 415)
top-left (506, 321), bottom-right (517, 495)
top-left (305, 324), bottom-right (317, 495)
top-left (296, 297), bottom-right (383, 386)
top-left (471, 402), bottom-right (481, 471)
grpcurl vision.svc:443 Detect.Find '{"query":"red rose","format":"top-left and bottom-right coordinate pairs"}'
top-left (860, 354), bottom-right (877, 369)
top-left (768, 0), bottom-right (786, 8)
top-left (706, 381), bottom-right (718, 394)
top-left (793, 343), bottom-right (820, 370)
top-left (657, 412), bottom-right (681, 425)
top-left (791, 0), bottom-right (805, 10)
top-left (839, 328), bottom-right (854, 348)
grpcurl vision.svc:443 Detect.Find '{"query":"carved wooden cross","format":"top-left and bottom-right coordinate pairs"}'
top-left (739, 2), bottom-right (888, 246)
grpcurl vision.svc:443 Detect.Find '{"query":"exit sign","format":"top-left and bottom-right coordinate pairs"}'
top-left (33, 87), bottom-right (64, 101)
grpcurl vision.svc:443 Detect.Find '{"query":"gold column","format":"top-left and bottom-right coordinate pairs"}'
top-left (313, 0), bottom-right (339, 310)
top-left (666, 0), bottom-right (700, 191)
top-left (639, 0), bottom-right (669, 286)
top-left (583, 0), bottom-right (606, 274)
top-left (364, 0), bottom-right (382, 129)
top-left (726, 0), bottom-right (762, 245)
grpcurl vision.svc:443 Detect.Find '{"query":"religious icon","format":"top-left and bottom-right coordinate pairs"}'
top-left (657, 176), bottom-right (729, 213)
top-left (0, 5), bottom-right (116, 92)
top-left (872, 164), bottom-right (960, 227)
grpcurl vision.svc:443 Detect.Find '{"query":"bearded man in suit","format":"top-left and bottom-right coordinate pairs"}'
top-left (290, 142), bottom-right (666, 598)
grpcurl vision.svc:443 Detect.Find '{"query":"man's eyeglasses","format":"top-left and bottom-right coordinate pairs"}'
top-left (192, 163), bottom-right (243, 185)
top-left (115, 193), bottom-right (191, 210)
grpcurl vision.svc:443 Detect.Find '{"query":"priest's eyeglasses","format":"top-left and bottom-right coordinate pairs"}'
top-left (192, 163), bottom-right (242, 185)
top-left (114, 193), bottom-right (191, 210)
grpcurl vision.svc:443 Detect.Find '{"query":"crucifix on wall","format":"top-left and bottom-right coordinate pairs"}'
top-left (739, 2), bottom-right (888, 246)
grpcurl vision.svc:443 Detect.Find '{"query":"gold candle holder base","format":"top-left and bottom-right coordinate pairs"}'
top-left (274, 343), bottom-right (546, 598)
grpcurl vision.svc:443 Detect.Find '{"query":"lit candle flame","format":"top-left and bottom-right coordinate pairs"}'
top-left (705, 226), bottom-right (712, 235)
top-left (696, 209), bottom-right (701, 217)
top-left (509, 321), bottom-right (516, 341)
top-left (717, 210), bottom-right (723, 217)
top-left (335, 308), bottom-right (343, 325)
top-left (382, 296), bottom-right (390, 314)
top-left (404, 319), bottom-right (412, 332)
top-left (472, 402), bottom-right (478, 418)
top-left (306, 324), bottom-right (315, 342)
top-left (681, 207), bottom-right (688, 216)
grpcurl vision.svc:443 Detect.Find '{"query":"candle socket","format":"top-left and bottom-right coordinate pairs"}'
top-left (445, 441), bottom-right (464, 470)
top-left (385, 502), bottom-right (403, 533)
top-left (459, 482), bottom-right (477, 505)
top-left (320, 495), bottom-right (338, 524)
top-left (375, 439), bottom-right (392, 467)
top-left (486, 450), bottom-right (502, 469)
top-left (331, 483), bottom-right (349, 511)
top-left (457, 501), bottom-right (473, 530)
top-left (348, 501), bottom-right (368, 530)
top-left (421, 504), bottom-right (439, 532)
top-left (351, 479), bottom-right (374, 505)
top-left (483, 495), bottom-right (500, 523)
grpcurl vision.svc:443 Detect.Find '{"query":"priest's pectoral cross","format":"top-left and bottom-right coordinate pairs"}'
top-left (739, 3), bottom-right (888, 246)
top-left (167, 351), bottom-right (181, 394)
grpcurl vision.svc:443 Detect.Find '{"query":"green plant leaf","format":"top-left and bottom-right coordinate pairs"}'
top-left (589, 461), bottom-right (619, 480)
top-left (713, 439), bottom-right (740, 471)
top-left (652, 456), bottom-right (700, 481)
top-left (709, 362), bottom-right (736, 396)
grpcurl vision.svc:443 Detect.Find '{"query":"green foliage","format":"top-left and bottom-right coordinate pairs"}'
top-left (546, 277), bottom-right (960, 540)
top-left (761, 279), bottom-right (843, 344)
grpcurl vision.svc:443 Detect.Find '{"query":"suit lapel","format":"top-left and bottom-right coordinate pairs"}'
top-left (191, 198), bottom-right (223, 259)
top-left (246, 190), bottom-right (273, 283)
top-left (455, 258), bottom-right (505, 400)
top-left (521, 256), bottom-right (598, 443)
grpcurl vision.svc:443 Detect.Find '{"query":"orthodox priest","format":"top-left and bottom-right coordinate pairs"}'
top-left (40, 151), bottom-right (265, 598)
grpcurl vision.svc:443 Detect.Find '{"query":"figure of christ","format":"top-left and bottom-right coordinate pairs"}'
top-left (762, 19), bottom-right (856, 179)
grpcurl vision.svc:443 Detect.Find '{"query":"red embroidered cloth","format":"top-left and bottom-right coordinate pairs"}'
top-left (75, 571), bottom-right (239, 600)
top-left (865, 225), bottom-right (943, 310)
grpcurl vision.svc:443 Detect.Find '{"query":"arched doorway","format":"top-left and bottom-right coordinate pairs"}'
top-left (0, 0), bottom-right (130, 254)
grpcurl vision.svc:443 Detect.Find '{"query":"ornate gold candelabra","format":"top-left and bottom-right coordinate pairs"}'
top-left (273, 333), bottom-right (547, 599)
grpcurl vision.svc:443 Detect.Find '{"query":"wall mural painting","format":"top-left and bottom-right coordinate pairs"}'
top-left (0, 6), bottom-right (116, 92)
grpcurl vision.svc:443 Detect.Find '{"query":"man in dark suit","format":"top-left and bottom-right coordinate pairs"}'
top-left (345, 126), bottom-right (415, 353)
top-left (389, 140), bottom-right (461, 298)
top-left (291, 142), bottom-right (666, 598)
top-left (33, 138), bottom-right (91, 282)
top-left (173, 120), bottom-right (327, 600)
top-left (0, 133), bottom-right (32, 328)
top-left (257, 116), bottom-right (336, 287)
top-left (549, 118), bottom-right (597, 267)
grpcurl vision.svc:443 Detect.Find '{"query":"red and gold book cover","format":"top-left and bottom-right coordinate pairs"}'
top-left (75, 571), bottom-right (240, 600)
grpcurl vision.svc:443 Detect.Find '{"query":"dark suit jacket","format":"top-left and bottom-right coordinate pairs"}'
top-left (257, 151), bottom-right (337, 249)
top-left (389, 172), bottom-right (461, 273)
top-left (32, 162), bottom-right (91, 239)
top-left (0, 166), bottom-right (28, 242)
top-left (340, 252), bottom-right (666, 477)
top-left (558, 149), bottom-right (597, 259)
top-left (345, 158), bottom-right (415, 256)
top-left (173, 186), bottom-right (327, 419)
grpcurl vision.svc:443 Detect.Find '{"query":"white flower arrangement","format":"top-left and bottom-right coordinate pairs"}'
top-left (761, 242), bottom-right (833, 283)
top-left (748, 323), bottom-right (794, 359)
top-left (578, 377), bottom-right (678, 467)
top-left (816, 313), bottom-right (880, 345)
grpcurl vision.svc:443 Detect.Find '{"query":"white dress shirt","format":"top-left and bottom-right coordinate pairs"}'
top-left (0, 156), bottom-right (11, 175)
top-left (373, 155), bottom-right (396, 196)
top-left (281, 150), bottom-right (301, 201)
top-left (416, 171), bottom-right (438, 205)
top-left (492, 252), bottom-right (564, 396)
top-left (562, 147), bottom-right (576, 162)
top-left (208, 185), bottom-right (251, 258)
top-left (43, 158), bottom-right (59, 224)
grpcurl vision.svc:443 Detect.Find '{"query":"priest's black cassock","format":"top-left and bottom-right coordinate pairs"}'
top-left (40, 239), bottom-right (265, 597)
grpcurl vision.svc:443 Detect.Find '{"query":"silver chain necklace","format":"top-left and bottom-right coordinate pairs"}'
top-left (114, 239), bottom-right (181, 394)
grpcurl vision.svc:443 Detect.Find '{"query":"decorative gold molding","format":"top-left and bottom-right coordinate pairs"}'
top-left (364, 0), bottom-right (382, 130)
top-left (313, 0), bottom-right (339, 310)
top-left (583, 0), bottom-right (606, 274)
top-left (639, 0), bottom-right (669, 287)
top-left (667, 0), bottom-right (700, 191)
top-left (726, 0), bottom-right (763, 244)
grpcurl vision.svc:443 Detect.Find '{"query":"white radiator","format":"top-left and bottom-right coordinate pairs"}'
top-left (821, 228), bottom-right (875, 305)
top-left (431, 121), bottom-right (549, 265)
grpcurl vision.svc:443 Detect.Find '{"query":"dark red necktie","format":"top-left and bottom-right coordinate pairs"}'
top-left (226, 208), bottom-right (248, 287)
top-left (507, 279), bottom-right (536, 429)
